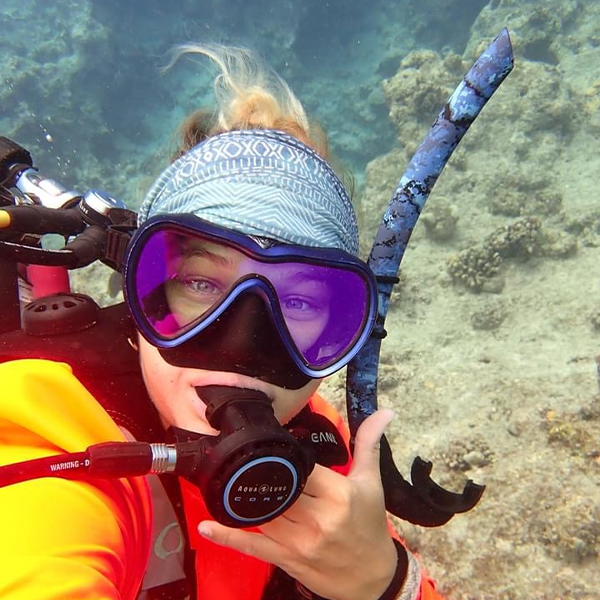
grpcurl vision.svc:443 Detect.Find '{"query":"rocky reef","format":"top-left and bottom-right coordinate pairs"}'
top-left (356, 2), bottom-right (600, 598)
top-left (359, 40), bottom-right (583, 242)
top-left (0, 2), bottom-right (111, 188)
top-left (446, 217), bottom-right (577, 292)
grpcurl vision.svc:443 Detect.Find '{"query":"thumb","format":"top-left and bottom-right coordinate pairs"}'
top-left (348, 408), bottom-right (394, 480)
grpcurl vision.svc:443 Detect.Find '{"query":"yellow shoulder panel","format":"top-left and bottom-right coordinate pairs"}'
top-left (0, 359), bottom-right (152, 600)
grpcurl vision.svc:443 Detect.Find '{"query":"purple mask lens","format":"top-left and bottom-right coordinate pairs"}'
top-left (132, 227), bottom-right (370, 370)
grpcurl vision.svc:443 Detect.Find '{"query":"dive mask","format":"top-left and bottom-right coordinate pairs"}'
top-left (124, 214), bottom-right (377, 387)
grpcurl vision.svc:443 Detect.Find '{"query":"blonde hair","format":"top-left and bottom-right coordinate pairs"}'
top-left (165, 44), bottom-right (331, 161)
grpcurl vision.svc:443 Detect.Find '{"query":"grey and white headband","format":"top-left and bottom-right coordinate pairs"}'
top-left (138, 129), bottom-right (359, 255)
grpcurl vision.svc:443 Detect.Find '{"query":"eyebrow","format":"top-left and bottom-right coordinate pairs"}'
top-left (181, 245), bottom-right (236, 269)
top-left (278, 269), bottom-right (329, 287)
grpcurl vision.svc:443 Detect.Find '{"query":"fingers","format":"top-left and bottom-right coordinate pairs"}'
top-left (299, 409), bottom-right (394, 498)
top-left (198, 520), bottom-right (290, 565)
top-left (348, 408), bottom-right (394, 480)
top-left (302, 463), bottom-right (340, 497)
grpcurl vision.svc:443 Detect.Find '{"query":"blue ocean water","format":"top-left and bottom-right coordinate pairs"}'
top-left (1, 1), bottom-right (599, 598)
top-left (0, 0), bottom-right (491, 203)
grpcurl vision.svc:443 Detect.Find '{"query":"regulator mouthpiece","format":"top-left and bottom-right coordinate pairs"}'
top-left (172, 385), bottom-right (315, 527)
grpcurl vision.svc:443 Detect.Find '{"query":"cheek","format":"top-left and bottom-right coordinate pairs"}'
top-left (286, 311), bottom-right (330, 351)
top-left (138, 342), bottom-right (179, 410)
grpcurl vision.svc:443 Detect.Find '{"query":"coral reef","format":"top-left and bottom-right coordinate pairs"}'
top-left (355, 3), bottom-right (600, 598)
top-left (564, 209), bottom-right (600, 248)
top-left (545, 404), bottom-right (600, 459)
top-left (381, 50), bottom-right (464, 152)
top-left (464, 0), bottom-right (594, 66)
top-left (536, 497), bottom-right (600, 563)
top-left (534, 404), bottom-right (600, 563)
top-left (420, 198), bottom-right (459, 242)
top-left (359, 39), bottom-right (581, 250)
top-left (0, 0), bottom-right (427, 203)
top-left (1, 2), bottom-right (107, 160)
top-left (486, 217), bottom-right (544, 260)
top-left (447, 218), bottom-right (577, 292)
top-left (584, 81), bottom-right (600, 135)
top-left (488, 185), bottom-right (563, 218)
top-left (470, 300), bottom-right (508, 331)
top-left (546, 419), bottom-right (595, 455)
top-left (447, 246), bottom-right (503, 292)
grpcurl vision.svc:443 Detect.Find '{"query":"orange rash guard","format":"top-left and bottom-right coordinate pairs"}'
top-left (0, 359), bottom-right (152, 600)
top-left (0, 359), bottom-right (444, 600)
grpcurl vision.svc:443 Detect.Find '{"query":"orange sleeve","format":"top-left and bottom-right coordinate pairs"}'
top-left (309, 392), bottom-right (447, 600)
top-left (0, 359), bottom-right (152, 600)
top-left (419, 576), bottom-right (446, 600)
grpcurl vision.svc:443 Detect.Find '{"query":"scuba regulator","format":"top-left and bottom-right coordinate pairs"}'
top-left (0, 136), bottom-right (136, 335)
top-left (0, 27), bottom-right (514, 529)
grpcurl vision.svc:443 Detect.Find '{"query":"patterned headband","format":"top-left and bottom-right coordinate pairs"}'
top-left (138, 129), bottom-right (359, 255)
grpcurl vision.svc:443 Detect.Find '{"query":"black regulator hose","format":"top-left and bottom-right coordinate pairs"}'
top-left (0, 387), bottom-right (315, 528)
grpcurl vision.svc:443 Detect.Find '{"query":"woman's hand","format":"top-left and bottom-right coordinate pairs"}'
top-left (197, 409), bottom-right (400, 600)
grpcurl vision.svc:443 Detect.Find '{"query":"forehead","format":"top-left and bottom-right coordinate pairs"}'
top-left (179, 237), bottom-right (233, 256)
top-left (175, 236), bottom-right (331, 282)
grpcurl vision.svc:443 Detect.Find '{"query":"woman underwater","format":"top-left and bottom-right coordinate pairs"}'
top-left (0, 45), bottom-right (444, 600)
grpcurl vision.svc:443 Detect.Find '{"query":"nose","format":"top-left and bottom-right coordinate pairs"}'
top-left (158, 286), bottom-right (313, 389)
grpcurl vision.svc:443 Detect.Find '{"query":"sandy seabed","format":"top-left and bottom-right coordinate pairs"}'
top-left (323, 37), bottom-right (600, 600)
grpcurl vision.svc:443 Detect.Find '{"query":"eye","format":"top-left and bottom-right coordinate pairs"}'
top-left (176, 276), bottom-right (222, 297)
top-left (281, 296), bottom-right (322, 320)
top-left (283, 297), bottom-right (311, 311)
